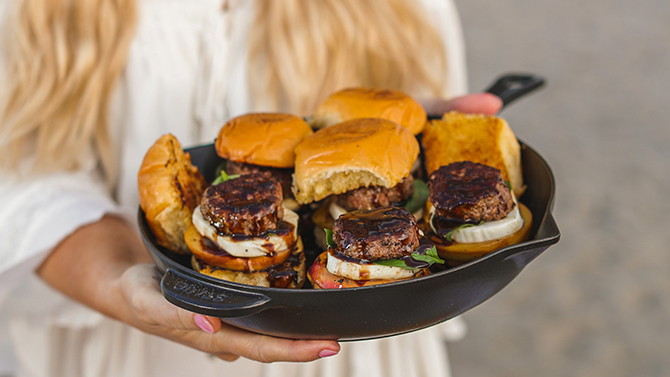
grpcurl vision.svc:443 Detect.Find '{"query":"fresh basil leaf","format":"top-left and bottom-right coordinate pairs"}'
top-left (214, 161), bottom-right (228, 180)
top-left (373, 258), bottom-right (416, 270)
top-left (374, 246), bottom-right (444, 269)
top-left (403, 179), bottom-right (429, 214)
top-left (212, 170), bottom-right (240, 185)
top-left (324, 228), bottom-right (335, 248)
top-left (504, 180), bottom-right (512, 191)
top-left (410, 246), bottom-right (444, 265)
top-left (443, 222), bottom-right (485, 242)
top-left (425, 246), bottom-right (443, 262)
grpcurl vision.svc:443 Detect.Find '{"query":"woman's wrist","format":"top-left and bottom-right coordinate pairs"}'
top-left (37, 214), bottom-right (152, 321)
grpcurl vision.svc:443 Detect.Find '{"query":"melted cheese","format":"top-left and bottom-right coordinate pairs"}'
top-left (326, 252), bottom-right (417, 280)
top-left (328, 201), bottom-right (348, 221)
top-left (192, 206), bottom-right (299, 258)
top-left (429, 198), bottom-right (523, 243)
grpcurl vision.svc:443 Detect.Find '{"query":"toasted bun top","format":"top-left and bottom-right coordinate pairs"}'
top-left (293, 118), bottom-right (419, 204)
top-left (310, 87), bottom-right (427, 135)
top-left (215, 113), bottom-right (313, 168)
top-left (138, 134), bottom-right (206, 254)
top-left (422, 111), bottom-right (524, 196)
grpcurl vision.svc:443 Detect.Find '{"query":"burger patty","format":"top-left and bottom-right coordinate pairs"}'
top-left (335, 175), bottom-right (414, 211)
top-left (332, 207), bottom-right (420, 261)
top-left (428, 161), bottom-right (514, 222)
top-left (226, 160), bottom-right (293, 199)
top-left (200, 173), bottom-right (284, 236)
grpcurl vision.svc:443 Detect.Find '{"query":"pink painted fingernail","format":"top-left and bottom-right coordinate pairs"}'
top-left (318, 349), bottom-right (338, 358)
top-left (194, 314), bottom-right (215, 334)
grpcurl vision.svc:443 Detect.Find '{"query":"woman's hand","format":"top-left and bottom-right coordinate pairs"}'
top-left (38, 215), bottom-right (340, 363)
top-left (119, 263), bottom-right (340, 362)
top-left (421, 92), bottom-right (503, 116)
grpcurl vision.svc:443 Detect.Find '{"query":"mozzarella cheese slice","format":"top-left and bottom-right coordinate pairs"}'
top-left (329, 201), bottom-right (348, 221)
top-left (192, 206), bottom-right (299, 257)
top-left (326, 252), bottom-right (418, 280)
top-left (429, 200), bottom-right (524, 243)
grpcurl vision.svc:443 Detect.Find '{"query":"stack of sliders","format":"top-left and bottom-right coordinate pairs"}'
top-left (420, 112), bottom-right (533, 264)
top-left (139, 111), bottom-right (312, 288)
top-left (293, 117), bottom-right (445, 287)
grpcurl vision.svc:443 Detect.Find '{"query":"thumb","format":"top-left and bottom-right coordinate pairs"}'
top-left (424, 92), bottom-right (503, 116)
top-left (192, 314), bottom-right (222, 334)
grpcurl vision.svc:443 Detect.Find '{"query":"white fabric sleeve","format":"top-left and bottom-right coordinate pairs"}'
top-left (421, 0), bottom-right (469, 97)
top-left (0, 170), bottom-right (122, 303)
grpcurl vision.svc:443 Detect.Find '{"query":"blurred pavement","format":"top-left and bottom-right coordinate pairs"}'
top-left (449, 1), bottom-right (670, 376)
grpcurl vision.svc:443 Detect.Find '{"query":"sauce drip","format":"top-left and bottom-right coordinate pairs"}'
top-left (265, 253), bottom-right (301, 288)
top-left (431, 216), bottom-right (477, 243)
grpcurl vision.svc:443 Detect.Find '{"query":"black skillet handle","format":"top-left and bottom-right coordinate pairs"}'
top-left (485, 73), bottom-right (546, 109)
top-left (161, 267), bottom-right (272, 318)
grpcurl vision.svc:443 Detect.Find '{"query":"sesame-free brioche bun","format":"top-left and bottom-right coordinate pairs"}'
top-left (138, 134), bottom-right (206, 254)
top-left (422, 111), bottom-right (525, 197)
top-left (293, 118), bottom-right (419, 204)
top-left (310, 87), bottom-right (427, 135)
top-left (215, 112), bottom-right (313, 168)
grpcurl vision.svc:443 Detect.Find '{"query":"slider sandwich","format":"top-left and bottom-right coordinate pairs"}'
top-left (421, 112), bottom-right (532, 264)
top-left (185, 172), bottom-right (306, 288)
top-left (215, 112), bottom-right (313, 210)
top-left (308, 207), bottom-right (444, 289)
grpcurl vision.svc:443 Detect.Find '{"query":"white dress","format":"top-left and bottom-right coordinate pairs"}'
top-left (0, 0), bottom-right (468, 376)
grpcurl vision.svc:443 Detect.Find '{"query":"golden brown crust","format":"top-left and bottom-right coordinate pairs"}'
top-left (422, 111), bottom-right (525, 197)
top-left (310, 87), bottom-right (427, 135)
top-left (215, 113), bottom-right (313, 168)
top-left (429, 203), bottom-right (533, 265)
top-left (138, 134), bottom-right (206, 254)
top-left (191, 239), bottom-right (306, 288)
top-left (293, 118), bottom-right (419, 204)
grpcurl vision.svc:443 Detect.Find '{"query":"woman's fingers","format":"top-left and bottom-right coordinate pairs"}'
top-left (423, 92), bottom-right (503, 116)
top-left (213, 353), bottom-right (241, 362)
top-left (193, 314), bottom-right (221, 334)
top-left (213, 322), bottom-right (340, 363)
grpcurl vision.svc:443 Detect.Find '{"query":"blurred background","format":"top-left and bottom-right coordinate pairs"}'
top-left (449, 0), bottom-right (670, 376)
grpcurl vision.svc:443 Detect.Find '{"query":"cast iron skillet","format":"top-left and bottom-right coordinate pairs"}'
top-left (139, 74), bottom-right (559, 341)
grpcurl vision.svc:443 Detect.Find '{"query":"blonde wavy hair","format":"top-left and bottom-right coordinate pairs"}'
top-left (249, 0), bottom-right (447, 114)
top-left (0, 0), bottom-right (447, 183)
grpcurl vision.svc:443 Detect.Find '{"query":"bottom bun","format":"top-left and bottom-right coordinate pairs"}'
top-left (307, 252), bottom-right (430, 289)
top-left (191, 239), bottom-right (306, 288)
top-left (429, 203), bottom-right (533, 265)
